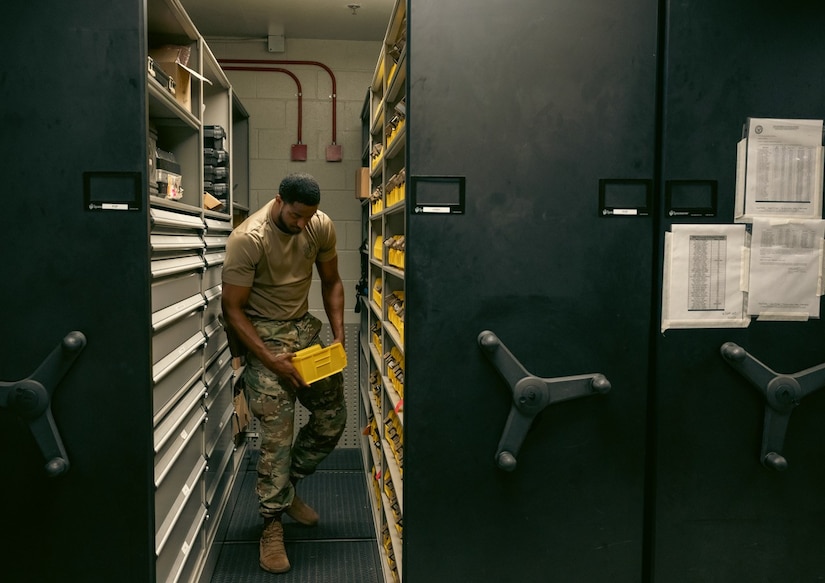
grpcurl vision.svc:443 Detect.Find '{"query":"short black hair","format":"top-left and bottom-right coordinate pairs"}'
top-left (279, 173), bottom-right (321, 206)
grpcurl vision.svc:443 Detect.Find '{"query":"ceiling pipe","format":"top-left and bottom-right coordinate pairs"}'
top-left (222, 65), bottom-right (307, 161)
top-left (219, 58), bottom-right (342, 161)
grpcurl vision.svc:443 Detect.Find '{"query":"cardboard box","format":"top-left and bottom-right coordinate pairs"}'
top-left (149, 44), bottom-right (206, 113)
top-left (355, 166), bottom-right (370, 200)
top-left (203, 191), bottom-right (225, 212)
top-left (232, 389), bottom-right (251, 446)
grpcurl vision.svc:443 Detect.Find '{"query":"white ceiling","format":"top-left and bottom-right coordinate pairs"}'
top-left (179, 0), bottom-right (396, 42)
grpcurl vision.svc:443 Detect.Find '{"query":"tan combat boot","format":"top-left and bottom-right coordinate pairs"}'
top-left (260, 516), bottom-right (290, 573)
top-left (285, 494), bottom-right (319, 526)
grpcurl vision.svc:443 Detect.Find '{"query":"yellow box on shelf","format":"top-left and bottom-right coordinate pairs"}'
top-left (373, 237), bottom-right (384, 260)
top-left (292, 343), bottom-right (347, 384)
top-left (372, 277), bottom-right (382, 303)
top-left (372, 53), bottom-right (385, 90)
top-left (386, 170), bottom-right (406, 208)
top-left (389, 248), bottom-right (405, 269)
top-left (388, 310), bottom-right (404, 336)
top-left (388, 119), bottom-right (405, 148)
top-left (369, 370), bottom-right (383, 402)
top-left (388, 186), bottom-right (404, 207)
top-left (371, 466), bottom-right (382, 507)
top-left (370, 151), bottom-right (384, 171)
top-left (389, 370), bottom-right (403, 398)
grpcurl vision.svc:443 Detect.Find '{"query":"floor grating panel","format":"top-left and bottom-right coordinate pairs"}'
top-left (209, 541), bottom-right (382, 583)
top-left (205, 448), bottom-right (382, 582)
top-left (226, 471), bottom-right (375, 541)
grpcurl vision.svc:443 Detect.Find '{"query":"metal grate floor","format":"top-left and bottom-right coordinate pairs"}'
top-left (204, 448), bottom-right (383, 583)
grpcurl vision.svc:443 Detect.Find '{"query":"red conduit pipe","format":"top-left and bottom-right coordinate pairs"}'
top-left (222, 65), bottom-right (303, 145)
top-left (219, 59), bottom-right (339, 145)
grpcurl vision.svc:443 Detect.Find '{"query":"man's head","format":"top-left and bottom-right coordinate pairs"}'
top-left (279, 173), bottom-right (321, 206)
top-left (272, 173), bottom-right (321, 235)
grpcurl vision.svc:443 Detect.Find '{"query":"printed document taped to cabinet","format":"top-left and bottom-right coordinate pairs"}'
top-left (735, 118), bottom-right (824, 222)
top-left (662, 224), bottom-right (749, 332)
top-left (747, 218), bottom-right (825, 320)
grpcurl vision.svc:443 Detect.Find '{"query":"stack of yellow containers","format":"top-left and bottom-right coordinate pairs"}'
top-left (373, 236), bottom-right (384, 261)
top-left (385, 235), bottom-right (405, 269)
top-left (385, 169), bottom-right (406, 207)
top-left (370, 183), bottom-right (383, 214)
top-left (382, 523), bottom-right (399, 582)
top-left (384, 410), bottom-right (403, 472)
top-left (369, 370), bottom-right (383, 410)
top-left (386, 346), bottom-right (404, 399)
top-left (386, 290), bottom-right (404, 336)
top-left (372, 277), bottom-right (383, 304)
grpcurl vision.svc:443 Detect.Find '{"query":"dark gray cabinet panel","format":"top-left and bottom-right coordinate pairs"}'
top-left (405, 0), bottom-right (657, 581)
top-left (653, 1), bottom-right (825, 581)
top-left (400, 0), bottom-right (825, 582)
top-left (0, 2), bottom-right (154, 581)
top-left (0, 1), bottom-right (246, 582)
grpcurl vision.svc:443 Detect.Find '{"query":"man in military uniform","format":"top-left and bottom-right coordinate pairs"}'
top-left (221, 173), bottom-right (347, 574)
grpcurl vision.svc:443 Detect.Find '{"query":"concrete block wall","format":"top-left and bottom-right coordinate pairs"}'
top-left (207, 37), bottom-right (381, 326)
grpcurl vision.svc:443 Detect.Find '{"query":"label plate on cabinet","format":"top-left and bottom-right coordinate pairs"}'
top-left (412, 175), bottom-right (465, 214)
top-left (84, 171), bottom-right (142, 211)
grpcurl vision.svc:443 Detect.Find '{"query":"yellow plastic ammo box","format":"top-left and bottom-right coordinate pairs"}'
top-left (292, 343), bottom-right (347, 384)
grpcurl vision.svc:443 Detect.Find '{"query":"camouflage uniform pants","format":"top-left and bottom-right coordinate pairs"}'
top-left (243, 313), bottom-right (346, 518)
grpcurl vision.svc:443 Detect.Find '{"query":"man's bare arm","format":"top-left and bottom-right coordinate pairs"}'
top-left (315, 255), bottom-right (345, 348)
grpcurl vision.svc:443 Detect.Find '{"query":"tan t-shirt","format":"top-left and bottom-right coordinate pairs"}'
top-left (222, 200), bottom-right (337, 320)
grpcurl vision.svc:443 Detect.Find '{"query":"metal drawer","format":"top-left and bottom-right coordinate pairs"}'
top-left (205, 359), bottom-right (233, 414)
top-left (151, 233), bottom-right (205, 255)
top-left (174, 524), bottom-right (205, 583)
top-left (202, 234), bottom-right (228, 251)
top-left (152, 293), bottom-right (205, 338)
top-left (203, 261), bottom-right (224, 291)
top-left (203, 318), bottom-right (226, 364)
top-left (151, 207), bottom-right (206, 231)
top-left (153, 339), bottom-right (204, 421)
top-left (204, 419), bottom-right (235, 505)
top-left (203, 285), bottom-right (222, 328)
top-left (152, 255), bottom-right (205, 279)
top-left (151, 271), bottom-right (201, 314)
top-left (204, 346), bottom-right (231, 390)
top-left (204, 383), bottom-right (233, 455)
top-left (205, 429), bottom-right (237, 545)
top-left (152, 309), bottom-right (202, 365)
top-left (204, 216), bottom-right (232, 235)
top-left (155, 484), bottom-right (206, 583)
top-left (154, 390), bottom-right (205, 551)
top-left (154, 382), bottom-right (206, 540)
